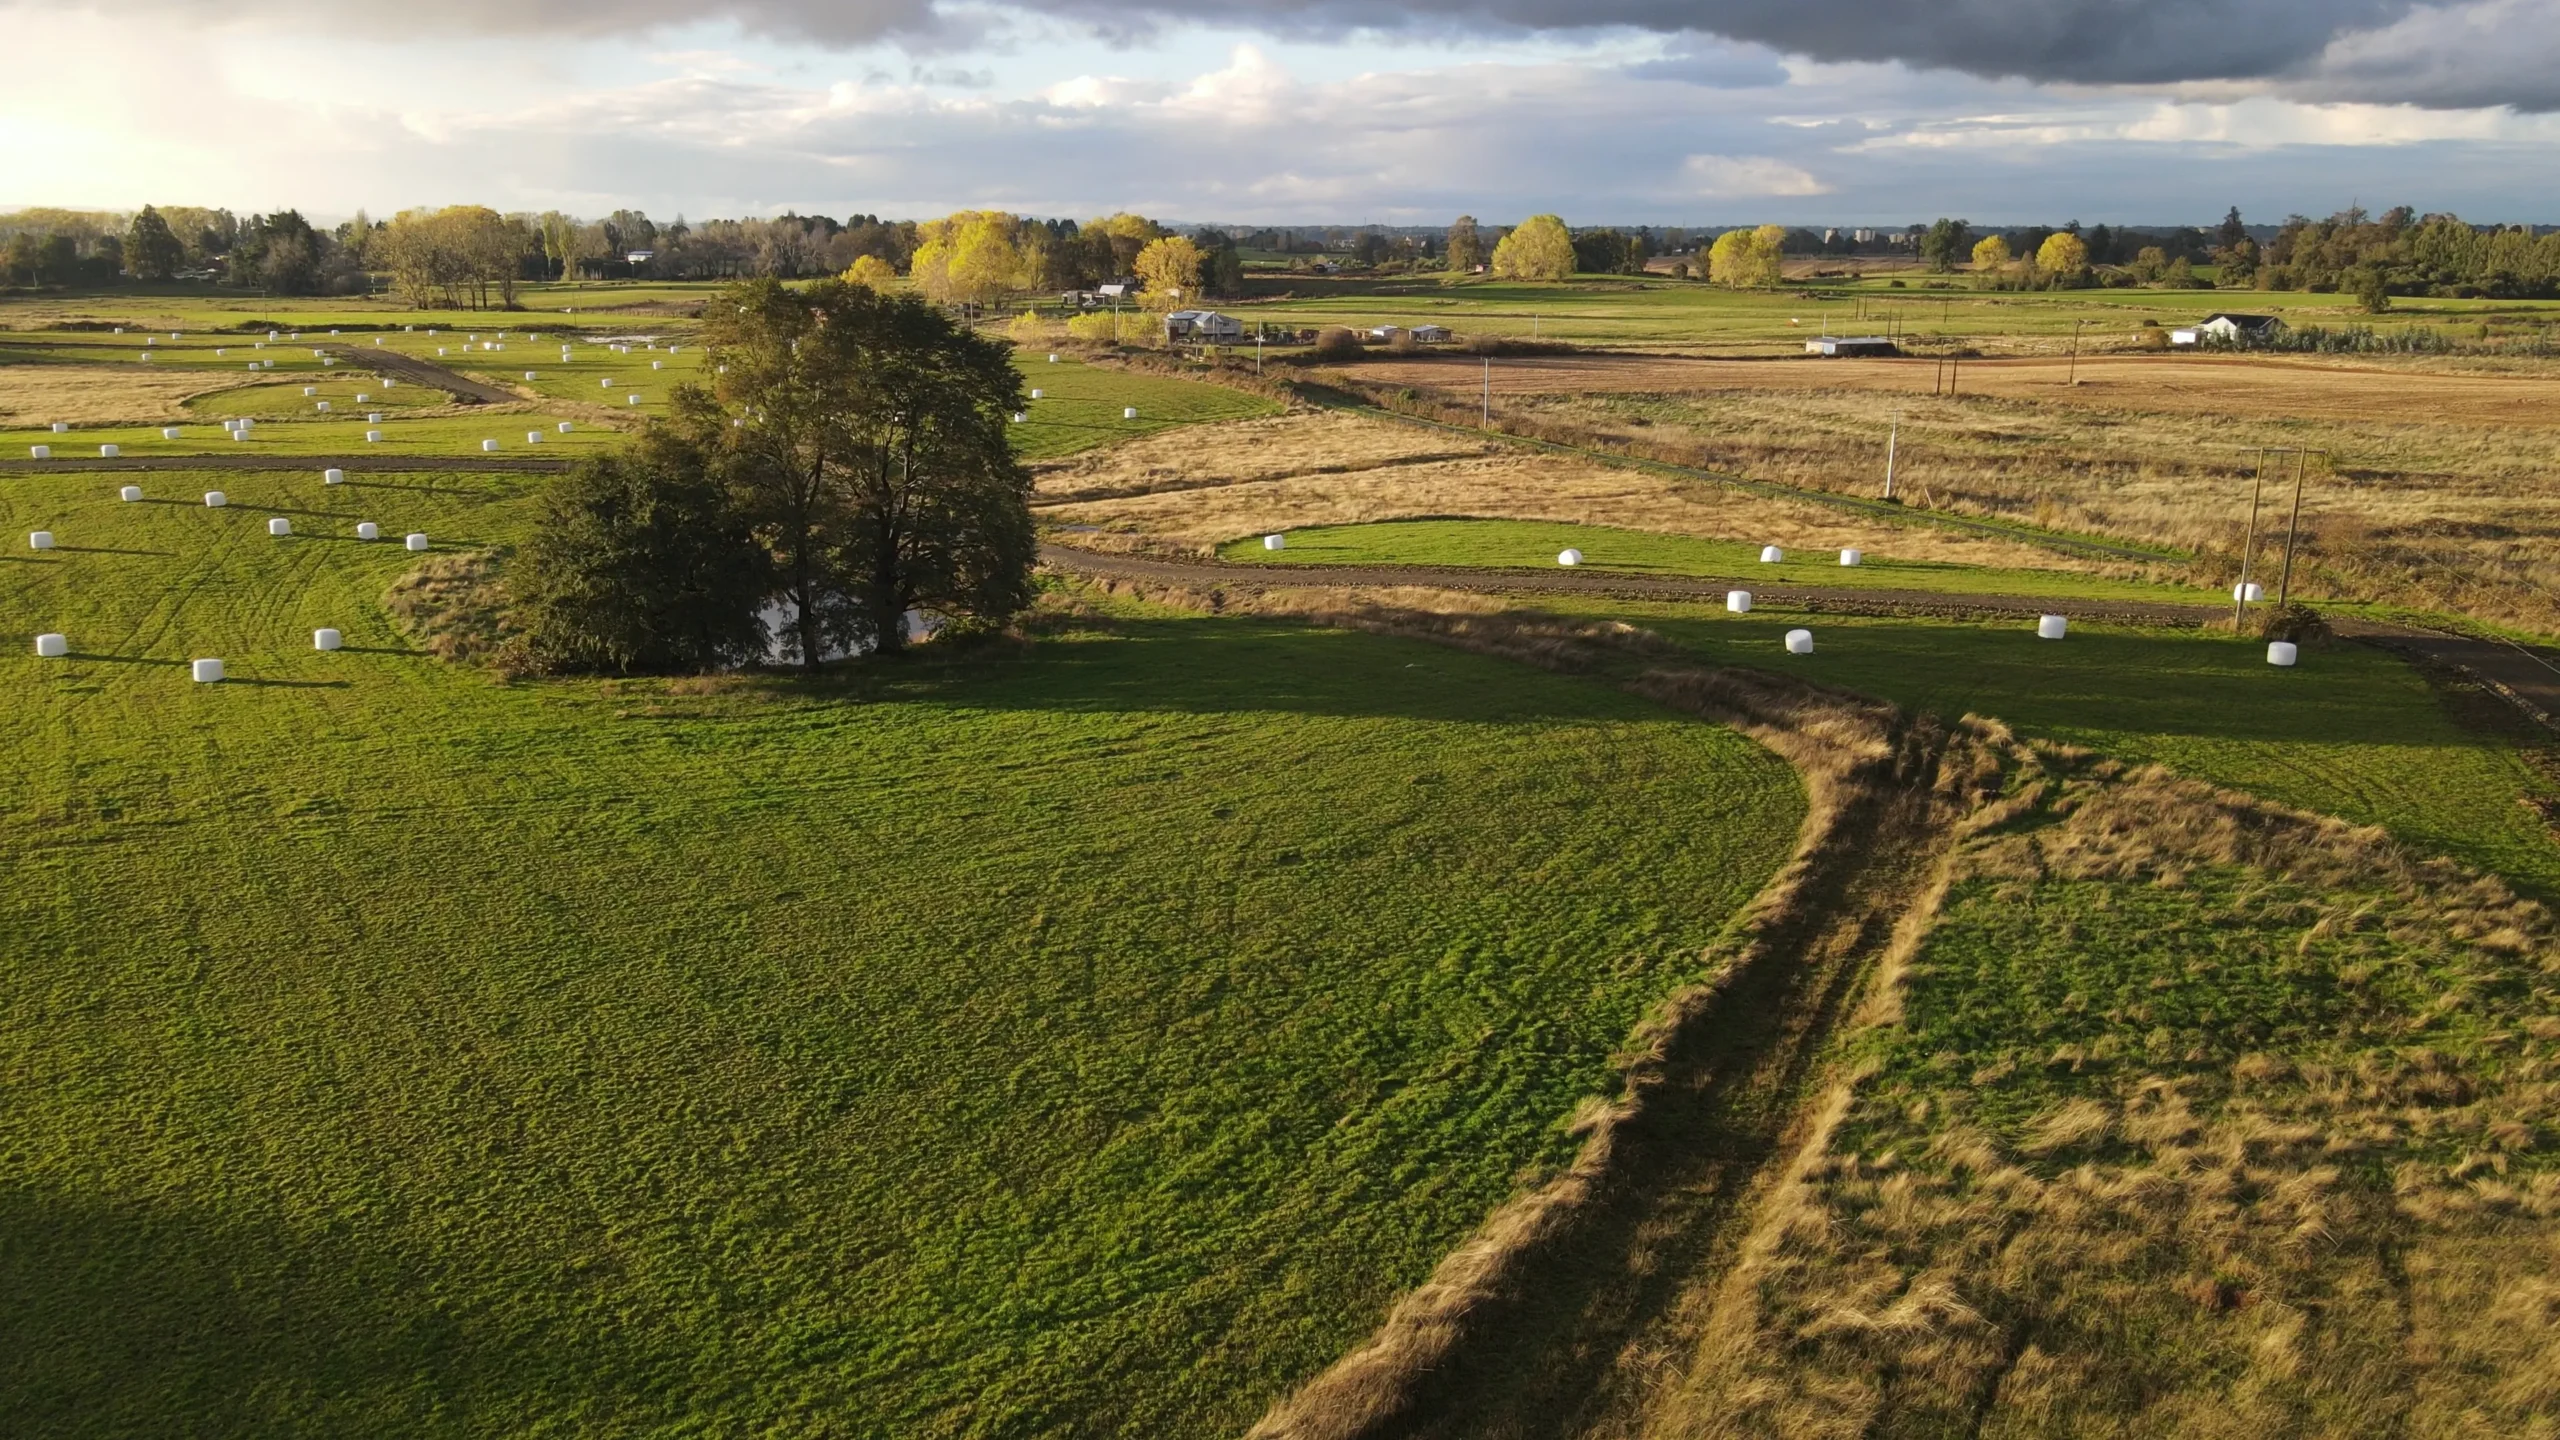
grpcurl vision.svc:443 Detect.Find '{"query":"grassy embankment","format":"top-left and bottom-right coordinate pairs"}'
top-left (0, 455), bottom-right (1803, 1437)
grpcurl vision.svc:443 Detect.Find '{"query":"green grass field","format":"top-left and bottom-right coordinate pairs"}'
top-left (1541, 597), bottom-right (2560, 903)
top-left (1218, 519), bottom-right (2216, 605)
top-left (1009, 354), bottom-right (1281, 459)
top-left (0, 459), bottom-right (1803, 1436)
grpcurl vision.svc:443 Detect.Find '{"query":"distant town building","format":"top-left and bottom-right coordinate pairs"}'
top-left (625, 250), bottom-right (655, 264)
top-left (2173, 313), bottom-right (2286, 347)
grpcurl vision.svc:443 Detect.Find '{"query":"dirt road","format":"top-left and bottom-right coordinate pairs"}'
top-left (323, 346), bottom-right (521, 405)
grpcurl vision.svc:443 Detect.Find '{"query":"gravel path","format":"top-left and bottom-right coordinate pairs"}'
top-left (325, 346), bottom-right (521, 405)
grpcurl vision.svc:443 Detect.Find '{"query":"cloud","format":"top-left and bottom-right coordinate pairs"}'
top-left (1682, 154), bottom-right (1828, 196)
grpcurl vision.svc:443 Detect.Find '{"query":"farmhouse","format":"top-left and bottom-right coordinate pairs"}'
top-left (1369, 325), bottom-right (1407, 342)
top-left (1805, 335), bottom-right (1900, 357)
top-left (1164, 309), bottom-right (1245, 342)
top-left (2172, 312), bottom-right (2285, 347)
top-left (1410, 324), bottom-right (1453, 343)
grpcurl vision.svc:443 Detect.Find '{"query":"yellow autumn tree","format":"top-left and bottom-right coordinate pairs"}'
top-left (2036, 231), bottom-right (2090, 275)
top-left (1489, 214), bottom-right (1575, 280)
top-left (1972, 235), bottom-right (2013, 270)
top-left (841, 254), bottom-right (898, 290)
top-left (1706, 224), bottom-right (1785, 288)
top-left (1132, 236), bottom-right (1205, 311)
top-left (908, 210), bottom-right (1030, 308)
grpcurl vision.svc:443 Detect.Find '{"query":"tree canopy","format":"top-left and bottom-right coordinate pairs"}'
top-left (908, 210), bottom-right (1030, 309)
top-left (1707, 225), bottom-right (1786, 288)
top-left (1489, 215), bottom-right (1575, 281)
top-left (511, 431), bottom-right (773, 675)
top-left (123, 206), bottom-right (183, 280)
top-left (1133, 236), bottom-right (1205, 310)
top-left (2036, 231), bottom-right (2090, 276)
top-left (1971, 234), bottom-right (2012, 270)
top-left (1445, 216), bottom-right (1485, 274)
top-left (689, 278), bottom-right (1035, 665)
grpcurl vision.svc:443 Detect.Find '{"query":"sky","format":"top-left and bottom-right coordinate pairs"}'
top-left (5, 0), bottom-right (2560, 226)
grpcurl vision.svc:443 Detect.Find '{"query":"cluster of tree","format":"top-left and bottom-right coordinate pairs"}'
top-left (1706, 225), bottom-right (1788, 288)
top-left (379, 206), bottom-right (536, 309)
top-left (1570, 229), bottom-right (1653, 276)
top-left (888, 210), bottom-right (1240, 308)
top-left (1490, 215), bottom-right (1575, 280)
top-left (513, 279), bottom-right (1034, 674)
top-left (2255, 206), bottom-right (2560, 301)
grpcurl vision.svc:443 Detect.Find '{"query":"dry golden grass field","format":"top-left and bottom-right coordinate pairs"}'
top-left (1325, 353), bottom-right (2560, 635)
top-left (1035, 410), bottom-right (2141, 578)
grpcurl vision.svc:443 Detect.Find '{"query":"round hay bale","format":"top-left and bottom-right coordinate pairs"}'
top-left (191, 658), bottom-right (224, 683)
top-left (1263, 534), bottom-right (1286, 551)
top-left (405, 533), bottom-right (429, 552)
top-left (1839, 548), bottom-right (1862, 566)
top-left (268, 518), bottom-right (291, 536)
top-left (204, 492), bottom-right (227, 507)
top-left (30, 531), bottom-right (55, 550)
top-left (2268, 641), bottom-right (2299, 667)
top-left (324, 468), bottom-right (346, 484)
top-left (120, 485), bottom-right (142, 502)
top-left (356, 523), bottom-right (380, 541)
top-left (1726, 590), bottom-right (1752, 613)
top-left (1557, 548), bottom-right (1583, 567)
top-left (35, 633), bottom-right (67, 658)
top-left (1784, 628), bottom-right (1815, 655)
top-left (1760, 545), bottom-right (1784, 563)
top-left (2037, 614), bottom-right (2068, 640)
top-left (314, 628), bottom-right (342, 651)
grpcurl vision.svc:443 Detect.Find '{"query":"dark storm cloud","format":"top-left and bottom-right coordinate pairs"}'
top-left (40, 0), bottom-right (2560, 109)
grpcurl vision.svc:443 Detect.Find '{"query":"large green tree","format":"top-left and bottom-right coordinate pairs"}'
top-left (1490, 214), bottom-right (1575, 280)
top-left (512, 431), bottom-right (773, 674)
top-left (1445, 215), bottom-right (1485, 273)
top-left (124, 205), bottom-right (184, 281)
top-left (688, 278), bottom-right (1035, 666)
top-left (1920, 217), bottom-right (1973, 273)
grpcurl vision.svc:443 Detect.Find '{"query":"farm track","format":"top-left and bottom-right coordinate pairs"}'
top-left (1225, 606), bottom-right (1998, 1440)
top-left (323, 345), bottom-right (520, 405)
top-left (1041, 545), bottom-right (2560, 733)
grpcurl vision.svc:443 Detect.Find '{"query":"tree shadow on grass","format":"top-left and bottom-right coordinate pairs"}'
top-left (53, 544), bottom-right (176, 557)
top-left (343, 479), bottom-right (485, 496)
top-left (809, 614), bottom-right (1637, 725)
top-left (221, 677), bottom-right (352, 689)
top-left (63, 652), bottom-right (189, 667)
top-left (0, 1186), bottom-right (685, 1438)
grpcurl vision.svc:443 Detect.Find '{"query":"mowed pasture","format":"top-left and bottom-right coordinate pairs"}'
top-left (0, 456), bottom-right (1806, 1436)
top-left (1219, 518), bottom-right (2219, 605)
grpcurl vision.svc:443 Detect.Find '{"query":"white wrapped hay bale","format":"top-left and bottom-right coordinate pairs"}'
top-left (49, 422), bottom-right (67, 433)
top-left (557, 421), bottom-right (573, 433)
top-left (1029, 389), bottom-right (1043, 399)
top-left (230, 428), bottom-right (250, 441)
top-left (1785, 628), bottom-right (1815, 655)
top-left (2234, 581), bottom-right (2265, 603)
top-left (1760, 545), bottom-right (1783, 563)
top-left (28, 445), bottom-right (49, 460)
top-left (324, 468), bottom-right (346, 484)
top-left (120, 485), bottom-right (142, 501)
top-left (367, 413), bottom-right (382, 423)
top-left (481, 439), bottom-right (500, 452)
top-left (315, 401), bottom-right (331, 413)
top-left (356, 522), bottom-right (380, 541)
top-left (30, 530), bottom-right (54, 550)
top-left (1263, 534), bottom-right (1286, 551)
top-left (204, 491), bottom-right (227, 507)
top-left (1012, 413), bottom-right (1025, 423)
top-left (303, 386), bottom-right (317, 397)
top-left (366, 431), bottom-right (383, 444)
top-left (99, 444), bottom-right (120, 457)
top-left (1123, 407), bottom-right (1138, 419)
top-left (524, 371), bottom-right (538, 381)
top-left (627, 395), bottom-right (640, 405)
top-left (35, 633), bottom-right (67, 658)
top-left (1557, 548), bottom-right (1582, 567)
top-left (2037, 614), bottom-right (2068, 640)
top-left (526, 431), bottom-right (543, 444)
top-left (2268, 641), bottom-right (2299, 667)
top-left (191, 658), bottom-right (224, 683)
top-left (355, 393), bottom-right (370, 403)
top-left (268, 517), bottom-right (292, 536)
top-left (1726, 590), bottom-right (1752, 613)
top-left (162, 427), bottom-right (182, 439)
top-left (651, 361), bottom-right (662, 370)
top-left (314, 628), bottom-right (342, 651)
top-left (1047, 353), bottom-right (1058, 363)
top-left (1839, 548), bottom-right (1862, 566)
top-left (405, 533), bottom-right (429, 552)
top-left (600, 378), bottom-right (613, 387)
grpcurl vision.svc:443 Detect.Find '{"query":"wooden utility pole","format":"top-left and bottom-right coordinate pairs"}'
top-left (1481, 355), bottom-right (1492, 429)
top-left (2275, 449), bottom-right (2313, 608)
top-left (2235, 449), bottom-right (2269, 629)
top-left (2067, 319), bottom-right (2085, 385)
top-left (1883, 420), bottom-right (1899, 500)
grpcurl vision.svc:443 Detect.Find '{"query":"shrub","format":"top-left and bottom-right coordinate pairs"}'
top-left (511, 430), bottom-right (773, 675)
top-left (1312, 326), bottom-right (1365, 361)
top-left (1065, 311), bottom-right (1124, 345)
